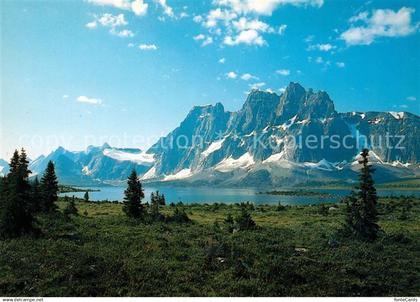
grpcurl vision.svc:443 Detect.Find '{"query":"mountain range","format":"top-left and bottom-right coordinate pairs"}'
top-left (2, 83), bottom-right (419, 187)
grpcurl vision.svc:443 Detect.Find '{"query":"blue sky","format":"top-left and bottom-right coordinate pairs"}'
top-left (1, 0), bottom-right (419, 159)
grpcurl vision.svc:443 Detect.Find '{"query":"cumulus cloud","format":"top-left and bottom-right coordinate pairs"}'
top-left (341, 7), bottom-right (418, 46)
top-left (276, 69), bottom-right (290, 76)
top-left (232, 17), bottom-right (275, 32)
top-left (86, 13), bottom-right (135, 38)
top-left (336, 62), bottom-right (345, 68)
top-left (85, 21), bottom-right (97, 29)
top-left (132, 0), bottom-right (148, 16)
top-left (214, 0), bottom-right (323, 16)
top-left (278, 24), bottom-right (287, 34)
top-left (218, 57), bottom-right (226, 64)
top-left (224, 29), bottom-right (266, 46)
top-left (193, 34), bottom-right (213, 46)
top-left (87, 0), bottom-right (131, 10)
top-left (139, 44), bottom-right (158, 50)
top-left (156, 0), bottom-right (174, 17)
top-left (406, 96), bottom-right (417, 101)
top-left (76, 96), bottom-right (103, 105)
top-left (87, 0), bottom-right (149, 17)
top-left (226, 71), bottom-right (238, 79)
top-left (240, 73), bottom-right (258, 80)
top-left (111, 28), bottom-right (134, 37)
top-left (97, 13), bottom-right (128, 27)
top-left (249, 82), bottom-right (266, 89)
top-left (308, 43), bottom-right (336, 51)
top-left (193, 15), bottom-right (204, 23)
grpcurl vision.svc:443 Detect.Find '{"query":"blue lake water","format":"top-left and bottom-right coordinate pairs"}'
top-left (60, 185), bottom-right (420, 205)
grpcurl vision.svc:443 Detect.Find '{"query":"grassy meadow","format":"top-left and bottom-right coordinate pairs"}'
top-left (1, 196), bottom-right (419, 296)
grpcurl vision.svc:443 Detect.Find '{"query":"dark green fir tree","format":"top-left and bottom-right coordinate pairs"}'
top-left (345, 149), bottom-right (379, 241)
top-left (0, 149), bottom-right (34, 238)
top-left (40, 160), bottom-right (59, 212)
top-left (123, 170), bottom-right (144, 219)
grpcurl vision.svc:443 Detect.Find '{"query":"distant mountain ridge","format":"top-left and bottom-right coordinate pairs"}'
top-left (2, 82), bottom-right (419, 186)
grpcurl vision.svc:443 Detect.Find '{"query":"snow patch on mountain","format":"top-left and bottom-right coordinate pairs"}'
top-left (163, 168), bottom-right (193, 181)
top-left (103, 148), bottom-right (154, 165)
top-left (202, 139), bottom-right (225, 157)
top-left (263, 151), bottom-right (287, 163)
top-left (82, 166), bottom-right (92, 176)
top-left (215, 152), bottom-right (255, 172)
top-left (141, 166), bottom-right (157, 180)
top-left (278, 115), bottom-right (297, 130)
top-left (389, 112), bottom-right (405, 120)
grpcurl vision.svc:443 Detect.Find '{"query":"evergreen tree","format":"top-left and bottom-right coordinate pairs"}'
top-left (30, 177), bottom-right (42, 213)
top-left (345, 149), bottom-right (379, 241)
top-left (84, 191), bottom-right (89, 203)
top-left (224, 213), bottom-right (234, 233)
top-left (9, 150), bottom-right (20, 174)
top-left (0, 149), bottom-right (34, 238)
top-left (63, 198), bottom-right (78, 217)
top-left (40, 161), bottom-right (59, 212)
top-left (123, 170), bottom-right (144, 219)
top-left (235, 207), bottom-right (256, 231)
top-left (150, 190), bottom-right (165, 219)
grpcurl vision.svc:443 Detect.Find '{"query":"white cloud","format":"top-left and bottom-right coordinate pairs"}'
top-left (111, 28), bottom-right (134, 37)
top-left (406, 96), bottom-right (417, 101)
top-left (279, 86), bottom-right (287, 93)
top-left (232, 17), bottom-right (275, 33)
top-left (98, 13), bottom-right (128, 27)
top-left (336, 62), bottom-right (345, 68)
top-left (278, 24), bottom-right (287, 34)
top-left (132, 0), bottom-right (148, 16)
top-left (62, 94), bottom-right (69, 99)
top-left (249, 82), bottom-right (266, 89)
top-left (240, 73), bottom-right (258, 80)
top-left (219, 57), bottom-right (226, 64)
top-left (276, 69), bottom-right (290, 76)
top-left (87, 0), bottom-right (131, 10)
top-left (194, 34), bottom-right (206, 41)
top-left (128, 43), bottom-right (135, 47)
top-left (87, 13), bottom-right (135, 38)
top-left (204, 8), bottom-right (237, 28)
top-left (179, 12), bottom-right (189, 18)
top-left (139, 44), bottom-right (158, 50)
top-left (85, 21), bottom-right (97, 29)
top-left (315, 56), bottom-right (323, 64)
top-left (156, 0), bottom-right (174, 18)
top-left (194, 34), bottom-right (213, 46)
top-left (214, 0), bottom-right (323, 16)
top-left (224, 29), bottom-right (266, 46)
top-left (308, 43), bottom-right (335, 51)
top-left (77, 95), bottom-right (103, 105)
top-left (226, 71), bottom-right (238, 79)
top-left (202, 36), bottom-right (213, 46)
top-left (193, 15), bottom-right (203, 23)
top-left (341, 7), bottom-right (418, 46)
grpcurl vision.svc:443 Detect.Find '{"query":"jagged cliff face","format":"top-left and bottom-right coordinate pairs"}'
top-left (144, 82), bottom-right (419, 185)
top-left (15, 82), bottom-right (419, 186)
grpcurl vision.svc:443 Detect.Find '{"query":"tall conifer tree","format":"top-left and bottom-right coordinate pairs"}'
top-left (345, 149), bottom-right (379, 241)
top-left (123, 170), bottom-right (144, 218)
top-left (40, 161), bottom-right (59, 212)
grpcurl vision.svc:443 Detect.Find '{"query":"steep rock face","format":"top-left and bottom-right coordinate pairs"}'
top-left (149, 103), bottom-right (232, 176)
top-left (231, 90), bottom-right (280, 134)
top-left (144, 82), bottom-right (419, 185)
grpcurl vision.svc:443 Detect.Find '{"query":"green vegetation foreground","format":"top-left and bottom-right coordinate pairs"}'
top-left (1, 196), bottom-right (419, 296)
